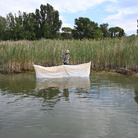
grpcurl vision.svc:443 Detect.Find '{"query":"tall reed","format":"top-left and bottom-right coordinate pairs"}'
top-left (0, 36), bottom-right (138, 73)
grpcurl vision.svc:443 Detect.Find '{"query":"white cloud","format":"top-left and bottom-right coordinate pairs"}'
top-left (104, 1), bottom-right (138, 34)
top-left (0, 0), bottom-right (138, 35)
top-left (0, 0), bottom-right (114, 17)
top-left (62, 23), bottom-right (72, 28)
top-left (46, 0), bottom-right (116, 13)
top-left (0, 0), bottom-right (38, 17)
top-left (59, 15), bottom-right (73, 29)
top-left (0, 0), bottom-right (116, 16)
top-left (104, 13), bottom-right (137, 32)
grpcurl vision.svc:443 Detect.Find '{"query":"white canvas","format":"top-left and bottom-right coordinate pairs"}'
top-left (34, 62), bottom-right (91, 78)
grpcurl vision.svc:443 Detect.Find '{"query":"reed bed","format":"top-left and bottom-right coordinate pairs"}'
top-left (0, 36), bottom-right (138, 73)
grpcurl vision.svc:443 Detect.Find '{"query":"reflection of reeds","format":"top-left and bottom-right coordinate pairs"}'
top-left (0, 36), bottom-right (138, 73)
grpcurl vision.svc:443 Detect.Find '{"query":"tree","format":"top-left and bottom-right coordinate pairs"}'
top-left (61, 27), bottom-right (72, 39)
top-left (34, 9), bottom-right (41, 39)
top-left (2, 13), bottom-right (15, 40)
top-left (12, 23), bottom-right (24, 40)
top-left (42, 22), bottom-right (52, 38)
top-left (0, 16), bottom-right (6, 40)
top-left (3, 12), bottom-right (24, 40)
top-left (93, 28), bottom-right (103, 39)
top-left (1, 3), bottom-right (62, 40)
top-left (100, 23), bottom-right (110, 37)
top-left (35, 3), bottom-right (62, 39)
top-left (109, 27), bottom-right (125, 37)
top-left (72, 17), bottom-right (98, 39)
top-left (62, 27), bottom-right (72, 33)
top-left (22, 12), bottom-right (36, 40)
top-left (6, 12), bottom-right (15, 28)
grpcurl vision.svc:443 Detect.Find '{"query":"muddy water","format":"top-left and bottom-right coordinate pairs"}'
top-left (0, 73), bottom-right (138, 138)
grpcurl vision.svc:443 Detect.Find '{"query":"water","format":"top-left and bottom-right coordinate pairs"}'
top-left (0, 72), bottom-right (138, 138)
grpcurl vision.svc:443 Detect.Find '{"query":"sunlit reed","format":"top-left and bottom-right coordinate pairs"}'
top-left (0, 36), bottom-right (137, 73)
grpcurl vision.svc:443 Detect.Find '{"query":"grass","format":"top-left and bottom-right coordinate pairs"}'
top-left (0, 36), bottom-right (138, 73)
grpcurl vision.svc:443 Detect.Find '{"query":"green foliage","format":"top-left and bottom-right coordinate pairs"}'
top-left (0, 3), bottom-right (126, 40)
top-left (0, 16), bottom-right (6, 40)
top-left (109, 26), bottom-right (125, 37)
top-left (0, 36), bottom-right (137, 73)
top-left (72, 17), bottom-right (98, 39)
top-left (0, 3), bottom-right (62, 40)
top-left (61, 27), bottom-right (72, 39)
top-left (93, 28), bottom-right (103, 39)
top-left (37, 3), bottom-right (62, 38)
top-left (42, 22), bottom-right (52, 39)
top-left (62, 27), bottom-right (72, 33)
top-left (100, 23), bottom-right (110, 37)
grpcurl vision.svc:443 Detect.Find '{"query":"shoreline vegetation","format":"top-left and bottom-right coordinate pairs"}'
top-left (0, 36), bottom-right (138, 76)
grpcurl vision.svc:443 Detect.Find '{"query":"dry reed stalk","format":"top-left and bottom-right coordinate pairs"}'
top-left (0, 36), bottom-right (137, 73)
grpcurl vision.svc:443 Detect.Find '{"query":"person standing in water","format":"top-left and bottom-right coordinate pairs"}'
top-left (60, 50), bottom-right (70, 65)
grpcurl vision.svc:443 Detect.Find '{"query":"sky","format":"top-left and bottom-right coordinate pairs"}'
top-left (0, 0), bottom-right (138, 36)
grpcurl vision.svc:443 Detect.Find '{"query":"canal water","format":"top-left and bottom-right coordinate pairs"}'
top-left (0, 72), bottom-right (138, 138)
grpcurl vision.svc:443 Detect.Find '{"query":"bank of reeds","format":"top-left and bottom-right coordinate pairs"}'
top-left (0, 36), bottom-right (138, 73)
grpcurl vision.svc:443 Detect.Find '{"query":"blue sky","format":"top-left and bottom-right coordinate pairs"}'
top-left (0, 0), bottom-right (138, 35)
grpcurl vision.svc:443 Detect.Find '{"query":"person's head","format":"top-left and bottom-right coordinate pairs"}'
top-left (66, 49), bottom-right (69, 54)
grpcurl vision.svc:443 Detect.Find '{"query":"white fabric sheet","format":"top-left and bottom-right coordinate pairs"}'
top-left (34, 62), bottom-right (91, 78)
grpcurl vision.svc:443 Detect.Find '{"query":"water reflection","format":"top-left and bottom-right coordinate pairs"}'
top-left (35, 77), bottom-right (90, 110)
top-left (0, 73), bottom-right (36, 94)
top-left (0, 73), bottom-right (138, 138)
top-left (0, 74), bottom-right (90, 110)
top-left (0, 73), bottom-right (138, 105)
top-left (134, 84), bottom-right (138, 104)
top-left (63, 89), bottom-right (69, 101)
top-left (34, 87), bottom-right (61, 110)
top-left (35, 77), bottom-right (90, 91)
top-left (89, 74), bottom-right (138, 104)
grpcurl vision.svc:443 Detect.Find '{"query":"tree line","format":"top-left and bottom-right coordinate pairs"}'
top-left (0, 3), bottom-right (125, 41)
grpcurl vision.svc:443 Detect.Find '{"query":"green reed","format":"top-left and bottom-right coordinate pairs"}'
top-left (0, 36), bottom-right (138, 73)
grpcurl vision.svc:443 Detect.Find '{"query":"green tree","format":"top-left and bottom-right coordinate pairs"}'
top-left (12, 23), bottom-right (24, 40)
top-left (2, 13), bottom-right (15, 40)
top-left (0, 16), bottom-right (6, 40)
top-left (100, 23), bottom-right (110, 37)
top-left (22, 12), bottom-right (36, 40)
top-left (61, 27), bottom-right (72, 39)
top-left (93, 28), bottom-right (103, 39)
top-left (15, 11), bottom-right (23, 26)
top-left (72, 17), bottom-right (98, 39)
top-left (3, 12), bottom-right (24, 40)
top-left (1, 3), bottom-right (62, 40)
top-left (34, 9), bottom-right (41, 39)
top-left (35, 3), bottom-right (62, 39)
top-left (109, 26), bottom-right (125, 38)
top-left (6, 12), bottom-right (15, 29)
top-left (3, 28), bottom-right (12, 40)
top-left (42, 22), bottom-right (52, 38)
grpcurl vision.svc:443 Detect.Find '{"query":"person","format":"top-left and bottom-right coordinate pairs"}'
top-left (60, 49), bottom-right (70, 65)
